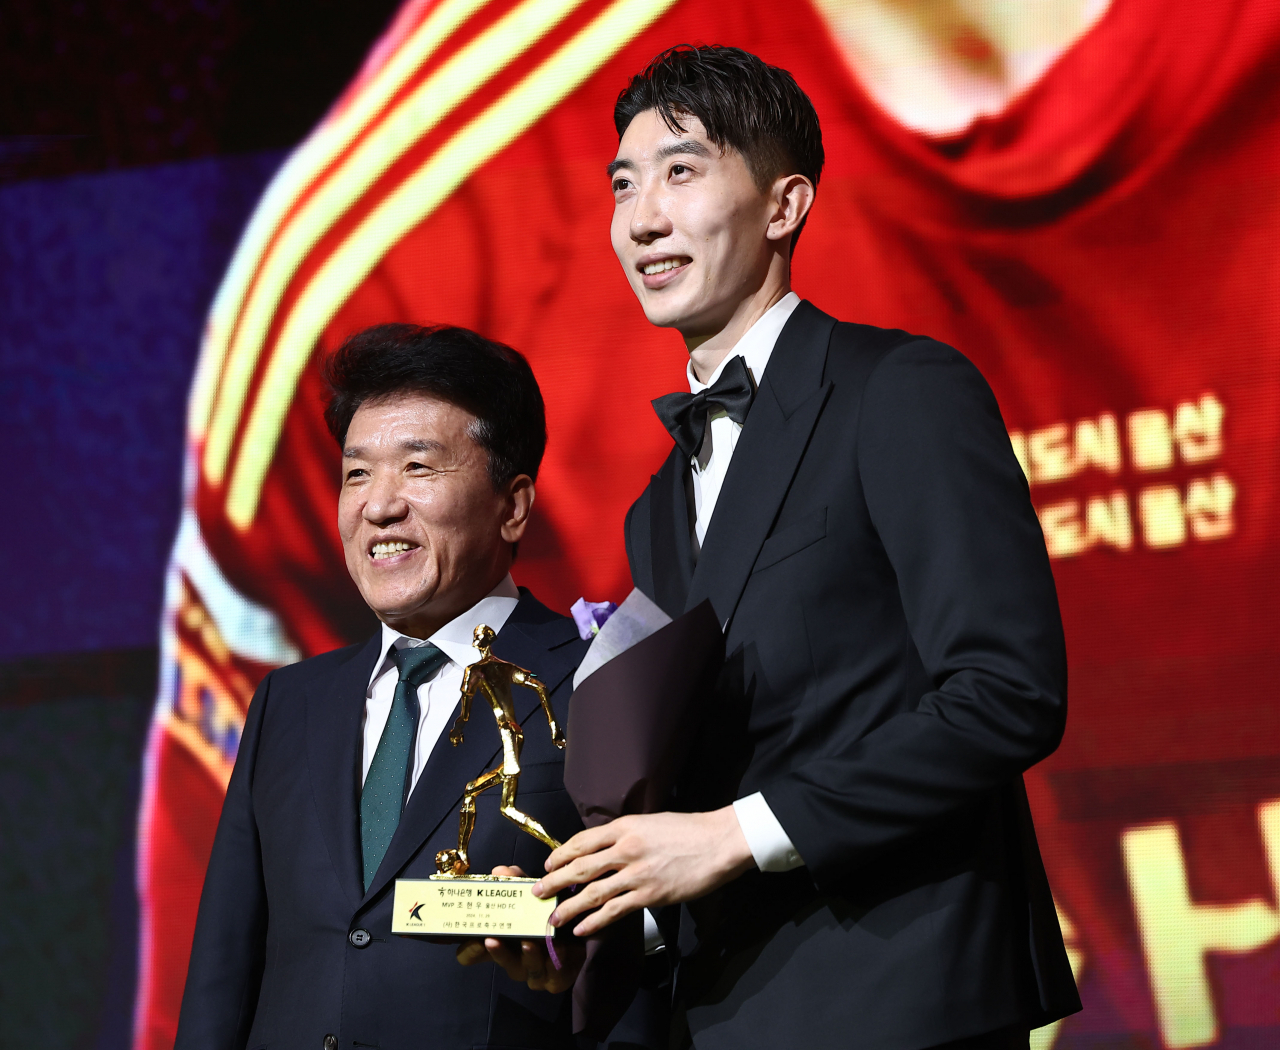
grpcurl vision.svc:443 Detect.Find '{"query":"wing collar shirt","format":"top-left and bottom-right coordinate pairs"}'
top-left (686, 291), bottom-right (806, 874)
top-left (362, 574), bottom-right (521, 794)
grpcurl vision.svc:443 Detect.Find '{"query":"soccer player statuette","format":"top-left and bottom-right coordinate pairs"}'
top-left (392, 624), bottom-right (566, 938)
top-left (434, 623), bottom-right (566, 876)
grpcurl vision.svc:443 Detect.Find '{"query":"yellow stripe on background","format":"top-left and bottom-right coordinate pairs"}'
top-left (190, 0), bottom-right (493, 446)
top-left (190, 0), bottom-right (494, 447)
top-left (201, 0), bottom-right (587, 487)
top-left (190, 0), bottom-right (492, 445)
top-left (224, 0), bottom-right (681, 530)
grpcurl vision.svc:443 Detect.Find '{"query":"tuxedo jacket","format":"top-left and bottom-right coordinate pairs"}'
top-left (625, 302), bottom-right (1081, 1050)
top-left (176, 591), bottom-right (656, 1050)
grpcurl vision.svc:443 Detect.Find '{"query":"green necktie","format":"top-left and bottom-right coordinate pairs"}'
top-left (360, 643), bottom-right (449, 891)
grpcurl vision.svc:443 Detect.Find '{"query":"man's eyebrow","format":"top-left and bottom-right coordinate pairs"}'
top-left (400, 438), bottom-right (444, 455)
top-left (654, 139), bottom-right (713, 162)
top-left (342, 438), bottom-right (445, 458)
top-left (606, 139), bottom-right (714, 178)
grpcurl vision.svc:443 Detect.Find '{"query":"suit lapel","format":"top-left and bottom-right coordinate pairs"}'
top-left (686, 301), bottom-right (836, 628)
top-left (306, 632), bottom-right (383, 909)
top-left (360, 593), bottom-right (582, 905)
top-left (649, 445), bottom-right (696, 618)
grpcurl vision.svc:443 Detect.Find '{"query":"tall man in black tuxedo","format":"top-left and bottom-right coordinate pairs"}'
top-left (176, 325), bottom-right (651, 1049)
top-left (531, 46), bottom-right (1082, 1050)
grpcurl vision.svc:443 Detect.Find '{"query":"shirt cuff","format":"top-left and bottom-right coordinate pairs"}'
top-left (733, 792), bottom-right (805, 872)
top-left (642, 909), bottom-right (665, 954)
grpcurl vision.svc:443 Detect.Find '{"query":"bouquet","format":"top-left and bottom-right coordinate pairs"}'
top-left (562, 589), bottom-right (725, 1037)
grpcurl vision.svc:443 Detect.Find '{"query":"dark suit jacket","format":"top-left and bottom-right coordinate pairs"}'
top-left (625, 302), bottom-right (1081, 1050)
top-left (176, 590), bottom-right (638, 1050)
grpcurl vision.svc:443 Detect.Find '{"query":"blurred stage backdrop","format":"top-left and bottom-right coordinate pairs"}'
top-left (2, 1), bottom-right (1278, 1048)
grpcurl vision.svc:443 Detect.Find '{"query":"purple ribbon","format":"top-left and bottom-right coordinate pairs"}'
top-left (544, 883), bottom-right (582, 968)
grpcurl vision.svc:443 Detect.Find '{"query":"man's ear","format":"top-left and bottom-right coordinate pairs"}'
top-left (766, 174), bottom-right (816, 247)
top-left (500, 475), bottom-right (536, 544)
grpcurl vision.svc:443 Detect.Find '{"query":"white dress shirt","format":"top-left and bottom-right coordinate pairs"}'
top-left (362, 575), bottom-right (521, 794)
top-left (686, 291), bottom-right (807, 873)
top-left (689, 292), bottom-right (800, 551)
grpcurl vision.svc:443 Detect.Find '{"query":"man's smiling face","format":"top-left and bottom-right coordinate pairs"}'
top-left (337, 392), bottom-right (529, 638)
top-left (609, 109), bottom-right (781, 342)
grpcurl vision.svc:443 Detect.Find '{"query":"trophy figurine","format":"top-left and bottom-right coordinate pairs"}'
top-left (435, 623), bottom-right (566, 876)
top-left (392, 624), bottom-right (567, 939)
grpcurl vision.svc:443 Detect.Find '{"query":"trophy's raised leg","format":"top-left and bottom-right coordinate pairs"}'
top-left (498, 775), bottom-right (561, 851)
top-left (437, 766), bottom-right (503, 875)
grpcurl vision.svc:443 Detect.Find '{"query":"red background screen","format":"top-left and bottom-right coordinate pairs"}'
top-left (134, 2), bottom-right (1280, 1047)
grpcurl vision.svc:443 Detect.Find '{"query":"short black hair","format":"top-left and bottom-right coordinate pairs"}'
top-left (322, 323), bottom-right (547, 487)
top-left (614, 45), bottom-right (824, 248)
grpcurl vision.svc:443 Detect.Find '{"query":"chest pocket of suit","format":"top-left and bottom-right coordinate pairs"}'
top-left (754, 506), bottom-right (827, 572)
top-left (513, 760), bottom-right (566, 794)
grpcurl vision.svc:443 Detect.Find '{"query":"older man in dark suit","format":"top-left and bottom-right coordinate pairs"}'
top-left (175, 324), bottom-right (654, 1049)
top-left (530, 46), bottom-right (1081, 1050)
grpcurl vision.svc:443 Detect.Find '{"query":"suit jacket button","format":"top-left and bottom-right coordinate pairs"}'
top-left (323, 1035), bottom-right (337, 1050)
top-left (348, 928), bottom-right (371, 948)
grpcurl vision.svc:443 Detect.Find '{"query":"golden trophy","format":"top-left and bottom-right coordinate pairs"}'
top-left (392, 624), bottom-right (565, 939)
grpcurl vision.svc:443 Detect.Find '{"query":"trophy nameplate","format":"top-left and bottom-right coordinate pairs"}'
top-left (395, 624), bottom-right (565, 940)
top-left (392, 875), bottom-right (554, 938)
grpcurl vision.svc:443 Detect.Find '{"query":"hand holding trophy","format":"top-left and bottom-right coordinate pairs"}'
top-left (393, 624), bottom-right (567, 938)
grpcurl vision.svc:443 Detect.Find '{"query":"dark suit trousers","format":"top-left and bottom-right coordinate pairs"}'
top-left (674, 1020), bottom-right (1029, 1050)
top-left (926, 1027), bottom-right (1029, 1050)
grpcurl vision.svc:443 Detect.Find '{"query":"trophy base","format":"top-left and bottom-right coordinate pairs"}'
top-left (392, 874), bottom-right (556, 939)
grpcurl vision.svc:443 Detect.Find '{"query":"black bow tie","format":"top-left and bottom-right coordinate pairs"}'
top-left (651, 354), bottom-right (757, 460)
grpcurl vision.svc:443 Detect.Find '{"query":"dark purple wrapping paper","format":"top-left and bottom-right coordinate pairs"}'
top-left (562, 599), bottom-right (724, 1038)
